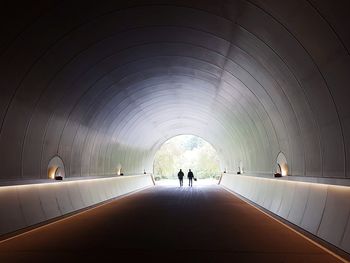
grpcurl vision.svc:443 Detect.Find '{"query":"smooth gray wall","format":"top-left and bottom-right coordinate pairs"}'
top-left (0, 1), bottom-right (349, 180)
top-left (220, 173), bottom-right (350, 254)
top-left (0, 175), bottom-right (154, 236)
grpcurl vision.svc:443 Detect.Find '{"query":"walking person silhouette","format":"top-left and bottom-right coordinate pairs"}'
top-left (188, 169), bottom-right (194, 187)
top-left (177, 169), bottom-right (184, 187)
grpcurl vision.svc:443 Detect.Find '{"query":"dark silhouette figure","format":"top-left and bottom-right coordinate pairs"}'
top-left (188, 169), bottom-right (194, 187)
top-left (177, 169), bottom-right (184, 186)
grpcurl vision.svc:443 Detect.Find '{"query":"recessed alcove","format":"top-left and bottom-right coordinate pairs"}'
top-left (274, 152), bottom-right (288, 177)
top-left (47, 156), bottom-right (65, 180)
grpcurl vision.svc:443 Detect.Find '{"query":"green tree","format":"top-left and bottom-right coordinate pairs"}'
top-left (195, 144), bottom-right (220, 178)
top-left (183, 136), bottom-right (203, 150)
top-left (153, 135), bottom-right (220, 179)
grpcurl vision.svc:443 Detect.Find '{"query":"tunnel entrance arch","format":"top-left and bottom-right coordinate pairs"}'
top-left (152, 135), bottom-right (221, 183)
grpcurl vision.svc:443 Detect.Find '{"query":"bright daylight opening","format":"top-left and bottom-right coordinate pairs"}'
top-left (153, 135), bottom-right (221, 186)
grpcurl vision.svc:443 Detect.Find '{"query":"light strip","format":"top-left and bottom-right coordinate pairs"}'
top-left (0, 175), bottom-right (145, 190)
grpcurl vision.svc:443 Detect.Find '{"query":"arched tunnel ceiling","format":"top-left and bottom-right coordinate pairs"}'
top-left (0, 0), bottom-right (349, 180)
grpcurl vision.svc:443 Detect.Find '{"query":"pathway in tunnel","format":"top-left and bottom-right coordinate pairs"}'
top-left (0, 185), bottom-right (343, 262)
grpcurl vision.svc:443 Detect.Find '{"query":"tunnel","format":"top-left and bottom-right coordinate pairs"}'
top-left (0, 0), bottom-right (350, 261)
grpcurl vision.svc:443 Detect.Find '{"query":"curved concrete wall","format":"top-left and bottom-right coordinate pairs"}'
top-left (220, 174), bottom-right (350, 253)
top-left (0, 1), bottom-right (349, 181)
top-left (0, 175), bottom-right (154, 236)
top-left (0, 0), bottom-right (349, 254)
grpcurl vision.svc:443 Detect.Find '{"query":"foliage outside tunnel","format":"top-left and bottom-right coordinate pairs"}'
top-left (153, 135), bottom-right (221, 180)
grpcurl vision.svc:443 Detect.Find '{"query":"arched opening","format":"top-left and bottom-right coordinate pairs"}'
top-left (237, 160), bottom-right (243, 174)
top-left (115, 164), bottom-right (123, 176)
top-left (47, 156), bottom-right (65, 180)
top-left (274, 152), bottom-right (289, 177)
top-left (153, 135), bottom-right (221, 185)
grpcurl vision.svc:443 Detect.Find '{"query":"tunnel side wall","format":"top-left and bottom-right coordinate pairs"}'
top-left (0, 174), bottom-right (154, 237)
top-left (220, 174), bottom-right (350, 254)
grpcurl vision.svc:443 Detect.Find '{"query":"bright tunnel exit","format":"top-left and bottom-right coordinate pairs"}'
top-left (153, 135), bottom-right (221, 186)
